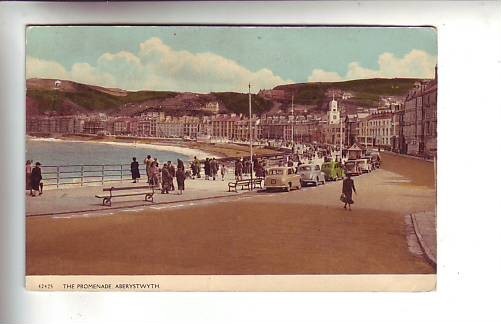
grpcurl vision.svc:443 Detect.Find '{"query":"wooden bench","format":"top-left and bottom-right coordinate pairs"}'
top-left (228, 178), bottom-right (263, 192)
top-left (95, 185), bottom-right (155, 206)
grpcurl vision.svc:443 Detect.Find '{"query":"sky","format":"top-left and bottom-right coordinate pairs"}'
top-left (26, 26), bottom-right (437, 93)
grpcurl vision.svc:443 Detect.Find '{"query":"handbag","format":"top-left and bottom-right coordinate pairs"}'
top-left (340, 193), bottom-right (347, 203)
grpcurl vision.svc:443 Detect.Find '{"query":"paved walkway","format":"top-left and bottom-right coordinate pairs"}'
top-left (26, 177), bottom-right (248, 216)
top-left (411, 211), bottom-right (437, 265)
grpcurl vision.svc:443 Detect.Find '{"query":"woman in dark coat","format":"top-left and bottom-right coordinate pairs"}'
top-left (26, 160), bottom-right (32, 195)
top-left (130, 157), bottom-right (140, 183)
top-left (342, 173), bottom-right (356, 211)
top-left (176, 166), bottom-right (186, 195)
top-left (204, 158), bottom-right (211, 180)
top-left (177, 159), bottom-right (185, 172)
top-left (161, 163), bottom-right (173, 194)
top-left (168, 161), bottom-right (176, 191)
top-left (31, 162), bottom-right (43, 196)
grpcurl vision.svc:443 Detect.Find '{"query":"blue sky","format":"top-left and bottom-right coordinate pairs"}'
top-left (26, 26), bottom-right (437, 93)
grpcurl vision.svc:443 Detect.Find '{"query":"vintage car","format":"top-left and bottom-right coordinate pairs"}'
top-left (370, 152), bottom-right (381, 168)
top-left (297, 164), bottom-right (326, 186)
top-left (264, 166), bottom-right (302, 192)
top-left (321, 161), bottom-right (345, 181)
top-left (344, 160), bottom-right (362, 176)
top-left (356, 158), bottom-right (372, 173)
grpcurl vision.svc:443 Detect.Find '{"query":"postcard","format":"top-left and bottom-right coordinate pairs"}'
top-left (25, 25), bottom-right (437, 291)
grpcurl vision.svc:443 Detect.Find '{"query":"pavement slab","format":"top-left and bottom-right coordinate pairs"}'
top-left (26, 177), bottom-right (247, 216)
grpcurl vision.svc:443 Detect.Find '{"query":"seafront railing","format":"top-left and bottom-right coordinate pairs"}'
top-left (38, 153), bottom-right (289, 189)
top-left (41, 164), bottom-right (151, 188)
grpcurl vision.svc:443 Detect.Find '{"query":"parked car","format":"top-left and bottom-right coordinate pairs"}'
top-left (321, 161), bottom-right (344, 181)
top-left (297, 164), bottom-right (326, 186)
top-left (357, 158), bottom-right (372, 173)
top-left (264, 167), bottom-right (302, 192)
top-left (344, 160), bottom-right (362, 176)
top-left (370, 152), bottom-right (381, 168)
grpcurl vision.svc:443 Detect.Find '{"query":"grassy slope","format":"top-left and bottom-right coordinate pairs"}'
top-left (211, 92), bottom-right (273, 115)
top-left (26, 78), bottom-right (420, 116)
top-left (276, 78), bottom-right (419, 107)
top-left (27, 86), bottom-right (178, 115)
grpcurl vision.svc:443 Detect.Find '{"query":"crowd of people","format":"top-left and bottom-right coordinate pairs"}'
top-left (139, 155), bottom-right (186, 195)
top-left (188, 157), bottom-right (223, 181)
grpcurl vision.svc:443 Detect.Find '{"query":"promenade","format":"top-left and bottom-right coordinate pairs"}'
top-left (26, 177), bottom-right (244, 216)
top-left (27, 153), bottom-right (437, 275)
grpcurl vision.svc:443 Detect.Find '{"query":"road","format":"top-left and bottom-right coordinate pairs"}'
top-left (27, 153), bottom-right (436, 275)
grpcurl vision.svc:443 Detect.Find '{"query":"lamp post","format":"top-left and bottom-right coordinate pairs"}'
top-left (291, 95), bottom-right (294, 148)
top-left (248, 83), bottom-right (254, 188)
top-left (340, 116), bottom-right (344, 160)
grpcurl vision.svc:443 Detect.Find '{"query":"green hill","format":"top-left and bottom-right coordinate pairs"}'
top-left (275, 78), bottom-right (420, 107)
top-left (26, 77), bottom-right (422, 117)
top-left (211, 92), bottom-right (273, 115)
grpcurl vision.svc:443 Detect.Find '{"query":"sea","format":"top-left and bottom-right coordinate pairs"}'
top-left (26, 138), bottom-right (193, 187)
top-left (26, 139), bottom-right (190, 166)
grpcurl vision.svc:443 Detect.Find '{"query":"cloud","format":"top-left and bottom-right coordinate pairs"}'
top-left (26, 37), bottom-right (291, 93)
top-left (308, 69), bottom-right (344, 82)
top-left (308, 50), bottom-right (437, 82)
top-left (70, 63), bottom-right (116, 87)
top-left (26, 56), bottom-right (69, 80)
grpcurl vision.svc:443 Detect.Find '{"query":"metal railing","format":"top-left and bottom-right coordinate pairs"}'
top-left (40, 164), bottom-right (150, 188)
top-left (38, 153), bottom-right (289, 189)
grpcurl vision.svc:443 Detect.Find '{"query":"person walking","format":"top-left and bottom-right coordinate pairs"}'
top-left (176, 166), bottom-right (186, 195)
top-left (144, 155), bottom-right (153, 183)
top-left (177, 159), bottom-right (185, 173)
top-left (167, 161), bottom-right (176, 191)
top-left (190, 162), bottom-right (196, 179)
top-left (210, 158), bottom-right (218, 181)
top-left (204, 158), bottom-right (211, 180)
top-left (235, 159), bottom-right (243, 181)
top-left (220, 164), bottom-right (226, 181)
top-left (25, 160), bottom-right (33, 195)
top-left (161, 163), bottom-right (172, 194)
top-left (341, 173), bottom-right (357, 211)
top-left (194, 156), bottom-right (201, 178)
top-left (30, 162), bottom-right (43, 197)
top-left (150, 162), bottom-right (160, 187)
top-left (130, 157), bottom-right (140, 183)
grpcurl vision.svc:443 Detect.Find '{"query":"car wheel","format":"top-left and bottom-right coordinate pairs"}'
top-left (286, 183), bottom-right (291, 192)
top-left (297, 182), bottom-right (301, 190)
top-left (314, 177), bottom-right (319, 186)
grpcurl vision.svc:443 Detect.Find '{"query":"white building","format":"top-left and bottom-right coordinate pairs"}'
top-left (327, 97), bottom-right (341, 125)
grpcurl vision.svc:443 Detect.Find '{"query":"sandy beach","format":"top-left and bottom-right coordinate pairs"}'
top-left (28, 134), bottom-right (282, 159)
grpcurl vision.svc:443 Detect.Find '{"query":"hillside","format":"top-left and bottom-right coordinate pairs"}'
top-left (274, 78), bottom-right (421, 110)
top-left (26, 77), bottom-right (422, 117)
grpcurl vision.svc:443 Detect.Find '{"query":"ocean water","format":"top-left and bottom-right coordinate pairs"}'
top-left (25, 139), bottom-right (194, 186)
top-left (26, 139), bottom-right (190, 166)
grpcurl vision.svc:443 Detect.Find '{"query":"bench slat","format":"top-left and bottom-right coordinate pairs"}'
top-left (103, 185), bottom-right (153, 191)
top-left (97, 185), bottom-right (155, 206)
